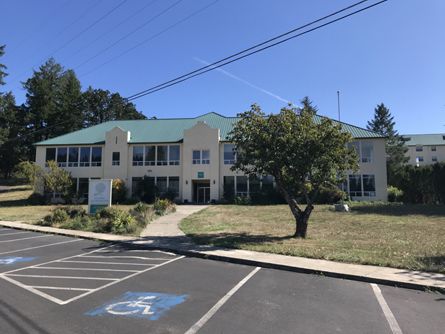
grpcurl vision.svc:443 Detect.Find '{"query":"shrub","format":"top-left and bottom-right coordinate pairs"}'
top-left (315, 185), bottom-right (347, 204)
top-left (40, 207), bottom-right (69, 226)
top-left (112, 179), bottom-right (127, 204)
top-left (44, 161), bottom-right (73, 198)
top-left (387, 186), bottom-right (403, 202)
top-left (153, 198), bottom-right (175, 215)
top-left (131, 202), bottom-right (155, 226)
top-left (234, 196), bottom-right (251, 205)
top-left (14, 161), bottom-right (44, 191)
top-left (96, 207), bottom-right (137, 234)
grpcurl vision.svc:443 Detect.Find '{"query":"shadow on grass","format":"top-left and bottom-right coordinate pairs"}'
top-left (185, 232), bottom-right (294, 248)
top-left (0, 187), bottom-right (31, 194)
top-left (414, 255), bottom-right (445, 275)
top-left (0, 197), bottom-right (34, 207)
top-left (350, 203), bottom-right (445, 217)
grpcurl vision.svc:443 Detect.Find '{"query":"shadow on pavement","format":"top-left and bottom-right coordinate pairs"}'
top-left (0, 300), bottom-right (51, 334)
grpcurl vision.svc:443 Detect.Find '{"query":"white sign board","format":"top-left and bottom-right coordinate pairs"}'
top-left (88, 179), bottom-right (112, 214)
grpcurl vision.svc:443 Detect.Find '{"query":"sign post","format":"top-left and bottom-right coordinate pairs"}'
top-left (88, 179), bottom-right (112, 214)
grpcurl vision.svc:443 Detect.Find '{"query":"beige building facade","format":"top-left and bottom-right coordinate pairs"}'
top-left (403, 134), bottom-right (445, 166)
top-left (35, 113), bottom-right (388, 203)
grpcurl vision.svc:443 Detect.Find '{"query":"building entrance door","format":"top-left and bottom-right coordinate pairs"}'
top-left (193, 181), bottom-right (210, 204)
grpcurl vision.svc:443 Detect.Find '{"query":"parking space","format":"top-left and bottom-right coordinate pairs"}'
top-left (0, 227), bottom-right (443, 334)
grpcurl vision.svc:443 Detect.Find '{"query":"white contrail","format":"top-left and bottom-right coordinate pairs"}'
top-left (194, 57), bottom-right (291, 104)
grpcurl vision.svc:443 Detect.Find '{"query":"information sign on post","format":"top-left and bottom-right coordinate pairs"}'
top-left (88, 179), bottom-right (113, 214)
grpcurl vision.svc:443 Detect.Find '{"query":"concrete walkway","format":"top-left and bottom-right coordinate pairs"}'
top-left (1, 215), bottom-right (444, 291)
top-left (140, 205), bottom-right (208, 237)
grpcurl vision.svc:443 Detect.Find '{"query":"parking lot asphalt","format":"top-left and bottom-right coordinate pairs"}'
top-left (0, 227), bottom-right (443, 334)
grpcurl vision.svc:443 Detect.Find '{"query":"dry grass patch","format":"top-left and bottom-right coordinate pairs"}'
top-left (180, 204), bottom-right (445, 273)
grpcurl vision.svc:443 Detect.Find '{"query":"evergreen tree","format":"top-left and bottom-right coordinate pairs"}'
top-left (22, 58), bottom-right (83, 157)
top-left (0, 45), bottom-right (27, 178)
top-left (367, 103), bottom-right (408, 185)
top-left (81, 87), bottom-right (146, 127)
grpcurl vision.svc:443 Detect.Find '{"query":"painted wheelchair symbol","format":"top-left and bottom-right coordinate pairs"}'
top-left (106, 296), bottom-right (156, 316)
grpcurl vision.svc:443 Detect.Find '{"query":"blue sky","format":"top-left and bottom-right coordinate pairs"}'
top-left (1, 0), bottom-right (444, 134)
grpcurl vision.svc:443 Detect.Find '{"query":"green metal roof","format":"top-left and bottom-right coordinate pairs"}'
top-left (35, 112), bottom-right (382, 146)
top-left (402, 134), bottom-right (445, 146)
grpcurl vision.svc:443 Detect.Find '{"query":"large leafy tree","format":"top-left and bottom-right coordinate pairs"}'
top-left (367, 103), bottom-right (408, 185)
top-left (229, 98), bottom-right (358, 238)
top-left (82, 87), bottom-right (146, 127)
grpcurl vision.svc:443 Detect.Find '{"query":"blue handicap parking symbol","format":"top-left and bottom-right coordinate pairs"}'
top-left (86, 292), bottom-right (188, 320)
top-left (0, 256), bottom-right (36, 265)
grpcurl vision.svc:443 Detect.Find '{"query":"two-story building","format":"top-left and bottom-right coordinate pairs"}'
top-left (35, 112), bottom-right (387, 203)
top-left (402, 134), bottom-right (445, 166)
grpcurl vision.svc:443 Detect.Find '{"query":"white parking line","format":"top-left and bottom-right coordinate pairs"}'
top-left (79, 255), bottom-right (170, 260)
top-left (29, 286), bottom-right (93, 292)
top-left (0, 231), bottom-right (33, 237)
top-left (0, 239), bottom-right (81, 256)
top-left (35, 266), bottom-right (140, 273)
top-left (0, 235), bottom-right (51, 243)
top-left (370, 283), bottom-right (403, 334)
top-left (1, 244), bottom-right (184, 305)
top-left (59, 255), bottom-right (185, 305)
top-left (7, 274), bottom-right (118, 281)
top-left (184, 267), bottom-right (261, 334)
top-left (60, 260), bottom-right (157, 266)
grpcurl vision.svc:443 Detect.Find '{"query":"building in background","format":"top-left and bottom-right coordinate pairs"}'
top-left (35, 112), bottom-right (387, 203)
top-left (402, 134), bottom-right (445, 166)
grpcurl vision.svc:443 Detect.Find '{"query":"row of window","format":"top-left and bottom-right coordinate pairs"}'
top-left (416, 145), bottom-right (437, 152)
top-left (132, 145), bottom-right (180, 166)
top-left (346, 174), bottom-right (376, 197)
top-left (46, 147), bottom-right (102, 167)
top-left (416, 156), bottom-right (438, 163)
top-left (223, 175), bottom-right (274, 197)
top-left (348, 141), bottom-right (374, 163)
top-left (131, 176), bottom-right (180, 198)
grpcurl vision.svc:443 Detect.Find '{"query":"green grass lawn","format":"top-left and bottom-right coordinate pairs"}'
top-left (180, 204), bottom-right (445, 273)
top-left (0, 185), bottom-right (135, 223)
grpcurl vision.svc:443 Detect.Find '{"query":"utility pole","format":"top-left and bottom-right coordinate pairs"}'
top-left (337, 90), bottom-right (341, 121)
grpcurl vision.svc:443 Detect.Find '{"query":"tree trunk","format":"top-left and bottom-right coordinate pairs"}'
top-left (294, 205), bottom-right (313, 238)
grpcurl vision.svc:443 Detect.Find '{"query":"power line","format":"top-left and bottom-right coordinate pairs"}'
top-left (79, 0), bottom-right (219, 78)
top-left (7, 0), bottom-right (128, 86)
top-left (126, 0), bottom-right (386, 101)
top-left (73, 0), bottom-right (184, 71)
top-left (68, 0), bottom-right (159, 60)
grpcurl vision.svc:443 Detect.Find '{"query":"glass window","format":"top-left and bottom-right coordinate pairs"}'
top-left (349, 175), bottom-right (362, 197)
top-left (112, 152), bottom-right (120, 166)
top-left (192, 150), bottom-right (201, 164)
top-left (157, 177), bottom-right (168, 194)
top-left (80, 147), bottom-right (90, 167)
top-left (416, 145), bottom-right (423, 152)
top-left (431, 146), bottom-right (437, 152)
top-left (145, 146), bottom-right (156, 166)
top-left (70, 177), bottom-right (77, 194)
top-left (169, 145), bottom-right (180, 165)
top-left (201, 150), bottom-right (210, 164)
top-left (262, 175), bottom-right (274, 191)
top-left (236, 176), bottom-right (248, 196)
top-left (91, 147), bottom-right (102, 166)
top-left (157, 146), bottom-right (168, 166)
top-left (224, 144), bottom-right (235, 164)
top-left (249, 175), bottom-right (261, 193)
top-left (57, 147), bottom-right (67, 167)
top-left (168, 176), bottom-right (180, 198)
top-left (348, 142), bottom-right (360, 161)
top-left (432, 156), bottom-right (438, 162)
top-left (416, 156), bottom-right (424, 162)
top-left (68, 147), bottom-right (79, 167)
top-left (361, 142), bottom-right (373, 163)
top-left (78, 178), bottom-right (89, 199)
top-left (131, 177), bottom-right (143, 196)
top-left (132, 146), bottom-right (144, 166)
top-left (363, 175), bottom-right (376, 197)
top-left (223, 176), bottom-right (235, 200)
top-left (46, 148), bottom-right (56, 163)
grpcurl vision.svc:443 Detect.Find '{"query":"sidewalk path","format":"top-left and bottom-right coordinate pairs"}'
top-left (140, 205), bottom-right (208, 237)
